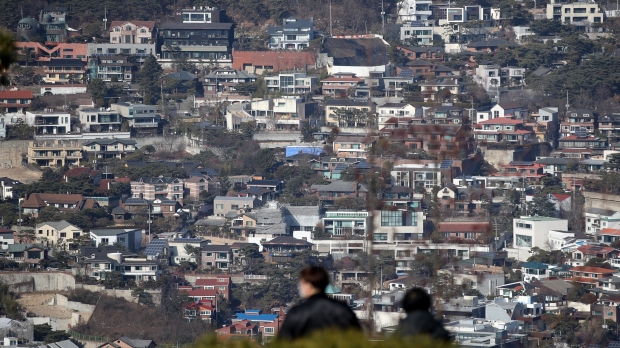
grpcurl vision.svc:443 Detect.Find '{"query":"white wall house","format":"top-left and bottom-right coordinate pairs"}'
top-left (89, 228), bottom-right (142, 252)
top-left (511, 216), bottom-right (568, 261)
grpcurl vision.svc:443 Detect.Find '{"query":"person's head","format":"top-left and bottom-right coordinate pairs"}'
top-left (402, 287), bottom-right (432, 313)
top-left (298, 266), bottom-right (330, 298)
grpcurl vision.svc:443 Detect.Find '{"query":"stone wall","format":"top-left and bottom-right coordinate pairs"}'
top-left (583, 191), bottom-right (620, 212)
top-left (0, 140), bottom-right (29, 168)
top-left (0, 272), bottom-right (76, 292)
top-left (50, 294), bottom-right (96, 313)
top-left (480, 144), bottom-right (548, 170)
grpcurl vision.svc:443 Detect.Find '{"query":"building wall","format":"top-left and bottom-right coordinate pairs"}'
top-left (232, 50), bottom-right (316, 73)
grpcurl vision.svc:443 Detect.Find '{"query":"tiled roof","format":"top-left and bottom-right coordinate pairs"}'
top-left (0, 90), bottom-right (34, 99)
top-left (570, 266), bottom-right (616, 273)
top-left (438, 222), bottom-right (491, 233)
top-left (109, 21), bottom-right (156, 31)
top-left (478, 118), bottom-right (523, 125)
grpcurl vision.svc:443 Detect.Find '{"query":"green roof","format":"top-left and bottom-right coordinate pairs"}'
top-left (8, 243), bottom-right (44, 252)
top-left (325, 284), bottom-right (341, 294)
top-left (517, 216), bottom-right (565, 221)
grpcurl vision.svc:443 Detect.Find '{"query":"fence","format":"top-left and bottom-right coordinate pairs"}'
top-left (67, 329), bottom-right (110, 343)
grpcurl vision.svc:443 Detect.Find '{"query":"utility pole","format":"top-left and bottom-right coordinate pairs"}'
top-left (103, 6), bottom-right (107, 31)
top-left (381, 0), bottom-right (386, 35)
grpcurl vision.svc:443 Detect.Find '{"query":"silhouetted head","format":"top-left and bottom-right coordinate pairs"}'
top-left (402, 287), bottom-right (432, 313)
top-left (299, 266), bottom-right (329, 298)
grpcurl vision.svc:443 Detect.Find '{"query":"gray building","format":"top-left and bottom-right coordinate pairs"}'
top-left (213, 196), bottom-right (260, 217)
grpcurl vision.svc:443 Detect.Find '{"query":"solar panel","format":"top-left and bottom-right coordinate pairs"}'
top-left (173, 238), bottom-right (202, 243)
top-left (356, 162), bottom-right (372, 169)
top-left (440, 160), bottom-right (453, 169)
top-left (144, 239), bottom-right (167, 257)
top-left (398, 70), bottom-right (413, 78)
top-left (509, 161), bottom-right (534, 166)
top-left (607, 341), bottom-right (620, 348)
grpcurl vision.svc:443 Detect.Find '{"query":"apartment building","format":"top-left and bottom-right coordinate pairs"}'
top-left (43, 58), bottom-right (86, 84)
top-left (87, 43), bottom-right (156, 57)
top-left (264, 72), bottom-right (318, 95)
top-left (25, 111), bottom-right (71, 135)
top-left (185, 176), bottom-right (209, 201)
top-left (27, 140), bottom-right (82, 167)
top-left (372, 209), bottom-right (425, 243)
top-left (474, 118), bottom-right (535, 145)
top-left (131, 177), bottom-right (185, 202)
top-left (109, 21), bottom-right (156, 44)
top-left (268, 18), bottom-right (314, 50)
top-left (158, 7), bottom-right (234, 66)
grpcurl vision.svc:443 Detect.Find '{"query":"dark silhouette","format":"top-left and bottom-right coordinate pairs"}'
top-left (278, 266), bottom-right (361, 340)
top-left (394, 287), bottom-right (451, 342)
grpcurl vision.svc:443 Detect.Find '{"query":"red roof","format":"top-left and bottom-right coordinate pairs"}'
top-left (478, 118), bottom-right (523, 125)
top-left (576, 245), bottom-right (617, 255)
top-left (196, 277), bottom-right (231, 286)
top-left (99, 179), bottom-right (113, 191)
top-left (0, 227), bottom-right (14, 233)
top-left (560, 135), bottom-right (598, 141)
top-left (64, 167), bottom-right (92, 178)
top-left (115, 177), bottom-right (131, 183)
top-left (185, 289), bottom-right (218, 297)
top-left (109, 21), bottom-right (156, 31)
top-left (551, 194), bottom-right (571, 201)
top-left (599, 228), bottom-right (620, 236)
top-left (570, 266), bottom-right (616, 274)
top-left (0, 90), bottom-right (34, 99)
top-left (438, 222), bottom-right (491, 233)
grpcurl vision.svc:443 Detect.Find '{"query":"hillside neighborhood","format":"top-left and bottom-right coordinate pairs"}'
top-left (4, 0), bottom-right (620, 346)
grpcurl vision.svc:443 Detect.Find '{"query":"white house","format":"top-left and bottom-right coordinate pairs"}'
top-left (168, 238), bottom-right (209, 265)
top-left (89, 228), bottom-right (142, 252)
top-left (586, 208), bottom-right (620, 235)
top-left (489, 102), bottom-right (529, 119)
top-left (510, 216), bottom-right (568, 261)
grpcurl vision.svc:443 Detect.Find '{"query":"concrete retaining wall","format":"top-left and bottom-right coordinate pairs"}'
top-left (28, 317), bottom-right (73, 331)
top-left (583, 191), bottom-right (620, 212)
top-left (76, 284), bottom-right (161, 305)
top-left (0, 272), bottom-right (76, 292)
top-left (50, 294), bottom-right (96, 313)
top-left (0, 140), bottom-right (29, 168)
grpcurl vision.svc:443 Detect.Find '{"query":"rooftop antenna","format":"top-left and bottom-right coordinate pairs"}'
top-left (103, 5), bottom-right (108, 31)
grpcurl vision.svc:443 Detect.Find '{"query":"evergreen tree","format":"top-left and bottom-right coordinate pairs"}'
top-left (137, 56), bottom-right (163, 105)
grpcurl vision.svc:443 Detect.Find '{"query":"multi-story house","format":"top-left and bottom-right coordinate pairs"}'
top-left (332, 136), bottom-right (376, 159)
top-left (391, 163), bottom-right (444, 192)
top-left (425, 105), bottom-right (465, 124)
top-left (89, 228), bottom-right (143, 252)
top-left (587, 208), bottom-right (620, 235)
top-left (567, 266), bottom-right (615, 286)
top-left (400, 20), bottom-right (435, 45)
top-left (262, 236), bottom-right (313, 263)
top-left (0, 177), bottom-right (21, 200)
top-left (511, 216), bottom-right (568, 261)
top-left (240, 97), bottom-right (319, 131)
top-left (310, 181), bottom-right (369, 204)
top-left (21, 193), bottom-right (96, 216)
top-left (377, 103), bottom-right (417, 125)
top-left (599, 113), bottom-right (620, 141)
top-left (439, 222), bottom-right (491, 241)
top-left (557, 135), bottom-right (606, 152)
top-left (213, 196), bottom-right (260, 217)
top-left (43, 58), bottom-right (86, 84)
top-left (204, 67), bottom-right (257, 95)
top-left (110, 103), bottom-right (160, 135)
top-left (322, 211), bottom-right (369, 237)
top-left (131, 177), bottom-right (185, 202)
top-left (325, 99), bottom-right (376, 128)
top-left (399, 123), bottom-right (468, 154)
top-left (419, 78), bottom-right (461, 101)
top-left (158, 7), bottom-right (234, 66)
top-left (561, 108), bottom-right (597, 138)
top-left (78, 108), bottom-right (123, 132)
top-left (399, 0), bottom-right (433, 21)
top-left (0, 90), bottom-right (33, 115)
top-left (268, 18), bottom-right (314, 50)
top-left (169, 238), bottom-right (209, 265)
top-left (546, 0), bottom-right (604, 27)
top-left (27, 140), bottom-right (82, 167)
top-left (83, 139), bottom-right (138, 160)
top-left (185, 176), bottom-right (209, 201)
top-left (25, 111), bottom-right (71, 135)
top-left (571, 245), bottom-right (620, 267)
top-left (474, 118), bottom-right (536, 145)
top-left (488, 102), bottom-right (529, 120)
top-left (195, 276), bottom-right (232, 299)
top-left (398, 46), bottom-right (444, 60)
top-left (201, 245), bottom-right (233, 270)
top-left (372, 209), bottom-right (425, 244)
top-left (527, 107), bottom-right (559, 143)
top-left (321, 73), bottom-right (363, 96)
top-left (264, 72), bottom-right (318, 95)
top-left (87, 42), bottom-right (156, 58)
top-left (89, 55), bottom-right (136, 83)
top-left (109, 21), bottom-right (156, 44)
top-left (83, 247), bottom-right (162, 282)
top-left (35, 220), bottom-right (83, 249)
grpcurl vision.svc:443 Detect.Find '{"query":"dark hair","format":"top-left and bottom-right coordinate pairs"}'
top-left (402, 287), bottom-right (432, 313)
top-left (299, 266), bottom-right (329, 292)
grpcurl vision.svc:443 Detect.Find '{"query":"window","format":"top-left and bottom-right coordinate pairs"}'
top-left (264, 328), bottom-right (275, 334)
top-left (216, 204), bottom-right (223, 209)
top-left (219, 286), bottom-right (226, 290)
top-left (373, 233), bottom-right (388, 241)
top-left (515, 234), bottom-right (532, 247)
top-left (381, 210), bottom-right (402, 226)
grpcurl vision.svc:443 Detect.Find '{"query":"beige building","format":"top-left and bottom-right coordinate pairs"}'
top-left (131, 177), bottom-right (185, 202)
top-left (332, 136), bottom-right (376, 159)
top-left (213, 196), bottom-right (260, 217)
top-left (325, 100), bottom-right (377, 128)
top-left (109, 21), bottom-right (156, 44)
top-left (27, 140), bottom-right (82, 167)
top-left (35, 220), bottom-right (83, 248)
top-left (185, 176), bottom-right (209, 201)
top-left (546, 0), bottom-right (603, 25)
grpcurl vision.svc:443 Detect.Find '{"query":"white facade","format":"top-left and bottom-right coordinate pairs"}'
top-left (377, 104), bottom-right (417, 124)
top-left (398, 0), bottom-right (433, 21)
top-left (329, 65), bottom-right (387, 78)
top-left (264, 73), bottom-right (318, 95)
top-left (546, 1), bottom-right (604, 26)
top-left (168, 239), bottom-right (209, 265)
top-left (512, 216), bottom-right (568, 261)
top-left (89, 229), bottom-right (142, 252)
top-left (25, 111), bottom-right (71, 135)
top-left (400, 21), bottom-right (435, 45)
top-left (41, 84), bottom-right (87, 95)
top-left (586, 209), bottom-right (620, 235)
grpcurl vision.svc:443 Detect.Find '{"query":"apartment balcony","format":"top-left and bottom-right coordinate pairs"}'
top-left (133, 121), bottom-right (158, 128)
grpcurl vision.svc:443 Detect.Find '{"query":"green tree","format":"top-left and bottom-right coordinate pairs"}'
top-left (0, 30), bottom-right (15, 86)
top-left (137, 56), bottom-right (163, 105)
top-left (526, 194), bottom-right (557, 217)
top-left (88, 78), bottom-right (108, 107)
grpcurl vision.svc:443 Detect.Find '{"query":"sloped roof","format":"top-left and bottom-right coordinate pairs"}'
top-left (109, 21), bottom-right (156, 31)
top-left (0, 90), bottom-right (34, 99)
top-left (322, 38), bottom-right (389, 66)
top-left (36, 220), bottom-right (76, 231)
top-left (262, 236), bottom-right (312, 246)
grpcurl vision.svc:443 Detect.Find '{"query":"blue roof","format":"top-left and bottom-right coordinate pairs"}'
top-left (521, 261), bottom-right (548, 270)
top-left (144, 238), bottom-right (167, 257)
top-left (235, 313), bottom-right (278, 321)
top-left (245, 309), bottom-right (261, 313)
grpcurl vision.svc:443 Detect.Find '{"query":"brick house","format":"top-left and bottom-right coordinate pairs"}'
top-left (0, 90), bottom-right (33, 114)
top-left (195, 276), bottom-right (232, 300)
